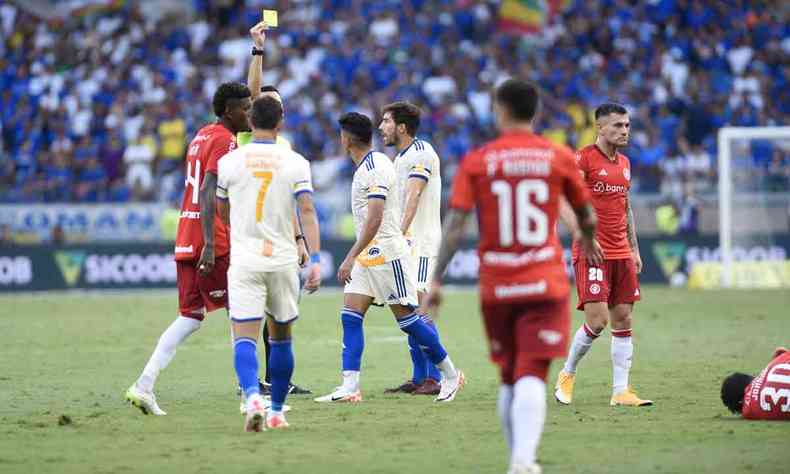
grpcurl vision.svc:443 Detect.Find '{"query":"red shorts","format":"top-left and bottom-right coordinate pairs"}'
top-left (176, 255), bottom-right (229, 319)
top-left (573, 258), bottom-right (640, 310)
top-left (481, 298), bottom-right (570, 385)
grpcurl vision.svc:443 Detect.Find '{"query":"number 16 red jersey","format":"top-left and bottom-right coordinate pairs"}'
top-left (174, 123), bottom-right (235, 261)
top-left (450, 130), bottom-right (590, 304)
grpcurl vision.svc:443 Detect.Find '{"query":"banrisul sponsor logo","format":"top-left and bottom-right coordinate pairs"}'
top-left (652, 242), bottom-right (686, 279)
top-left (55, 251), bottom-right (86, 286)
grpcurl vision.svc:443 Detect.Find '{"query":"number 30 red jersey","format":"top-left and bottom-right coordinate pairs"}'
top-left (450, 130), bottom-right (590, 304)
top-left (174, 123), bottom-right (235, 261)
top-left (742, 350), bottom-right (790, 420)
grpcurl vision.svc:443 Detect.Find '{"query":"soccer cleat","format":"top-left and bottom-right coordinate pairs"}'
top-left (288, 383), bottom-right (312, 395)
top-left (554, 370), bottom-right (575, 405)
top-left (266, 411), bottom-right (290, 429)
top-left (413, 378), bottom-right (441, 396)
top-left (610, 387), bottom-right (653, 407)
top-left (244, 394), bottom-right (267, 432)
top-left (507, 463), bottom-right (542, 474)
top-left (125, 384), bottom-right (166, 416)
top-left (384, 380), bottom-right (420, 394)
top-left (239, 395), bottom-right (291, 414)
top-left (314, 386), bottom-right (363, 403)
top-left (435, 370), bottom-right (465, 403)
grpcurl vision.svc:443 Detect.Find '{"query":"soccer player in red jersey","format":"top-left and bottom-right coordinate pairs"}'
top-left (420, 79), bottom-right (597, 474)
top-left (721, 347), bottom-right (790, 421)
top-left (554, 103), bottom-right (653, 408)
top-left (125, 82), bottom-right (252, 415)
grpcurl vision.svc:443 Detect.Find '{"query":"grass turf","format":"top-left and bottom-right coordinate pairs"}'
top-left (0, 285), bottom-right (788, 474)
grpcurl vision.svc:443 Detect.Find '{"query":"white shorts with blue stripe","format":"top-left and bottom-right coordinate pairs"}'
top-left (410, 255), bottom-right (435, 294)
top-left (228, 265), bottom-right (300, 324)
top-left (344, 257), bottom-right (418, 307)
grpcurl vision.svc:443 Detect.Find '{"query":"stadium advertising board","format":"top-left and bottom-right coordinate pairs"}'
top-left (1, 236), bottom-right (788, 292)
top-left (0, 204), bottom-right (164, 243)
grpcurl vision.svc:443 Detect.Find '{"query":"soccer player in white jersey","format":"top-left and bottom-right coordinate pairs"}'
top-left (315, 112), bottom-right (464, 403)
top-left (217, 96), bottom-right (322, 432)
top-left (379, 101), bottom-right (445, 396)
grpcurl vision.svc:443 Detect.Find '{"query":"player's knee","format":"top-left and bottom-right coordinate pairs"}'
top-left (611, 311), bottom-right (632, 330)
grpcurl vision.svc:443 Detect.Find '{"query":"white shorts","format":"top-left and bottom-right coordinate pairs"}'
top-left (344, 257), bottom-right (418, 308)
top-left (228, 265), bottom-right (299, 324)
top-left (412, 255), bottom-right (435, 294)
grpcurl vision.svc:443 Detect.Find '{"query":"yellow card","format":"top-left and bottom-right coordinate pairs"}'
top-left (262, 9), bottom-right (278, 28)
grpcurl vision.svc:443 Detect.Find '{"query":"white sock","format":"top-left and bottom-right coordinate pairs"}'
top-left (562, 324), bottom-right (598, 374)
top-left (497, 385), bottom-right (514, 454)
top-left (342, 370), bottom-right (360, 390)
top-left (137, 316), bottom-right (201, 392)
top-left (437, 356), bottom-right (458, 380)
top-left (510, 376), bottom-right (546, 467)
top-left (611, 334), bottom-right (633, 394)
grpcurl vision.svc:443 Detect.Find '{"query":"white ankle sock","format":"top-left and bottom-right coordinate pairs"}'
top-left (511, 376), bottom-right (546, 467)
top-left (611, 334), bottom-right (633, 394)
top-left (498, 385), bottom-right (514, 453)
top-left (137, 316), bottom-right (201, 392)
top-left (437, 356), bottom-right (458, 380)
top-left (563, 324), bottom-right (598, 374)
top-left (342, 370), bottom-right (360, 390)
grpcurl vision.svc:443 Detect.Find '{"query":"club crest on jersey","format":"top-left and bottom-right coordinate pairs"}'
top-left (368, 247), bottom-right (381, 257)
top-left (623, 168), bottom-right (630, 181)
top-left (589, 283), bottom-right (601, 295)
top-left (538, 329), bottom-right (562, 346)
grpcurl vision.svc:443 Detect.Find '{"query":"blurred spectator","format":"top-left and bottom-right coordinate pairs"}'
top-left (75, 157), bottom-right (108, 202)
top-left (123, 135), bottom-right (155, 200)
top-left (157, 105), bottom-right (186, 175)
top-left (679, 186), bottom-right (701, 236)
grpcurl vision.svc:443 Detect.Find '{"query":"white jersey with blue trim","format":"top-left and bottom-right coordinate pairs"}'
top-left (394, 138), bottom-right (442, 257)
top-left (351, 151), bottom-right (409, 266)
top-left (217, 140), bottom-right (313, 272)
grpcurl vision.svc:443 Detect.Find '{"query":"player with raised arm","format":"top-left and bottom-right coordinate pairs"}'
top-left (125, 82), bottom-right (251, 415)
top-left (379, 101), bottom-right (445, 396)
top-left (236, 21), bottom-right (312, 402)
top-left (721, 346), bottom-right (790, 421)
top-left (217, 96), bottom-right (322, 432)
top-left (554, 103), bottom-right (653, 408)
top-left (420, 79), bottom-right (597, 474)
top-left (315, 112), bottom-right (464, 404)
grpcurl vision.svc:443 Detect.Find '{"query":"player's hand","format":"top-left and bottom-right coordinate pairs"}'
top-left (303, 263), bottom-right (322, 294)
top-left (584, 238), bottom-right (604, 266)
top-left (337, 257), bottom-right (354, 285)
top-left (297, 239), bottom-right (309, 268)
top-left (418, 282), bottom-right (443, 317)
top-left (250, 21), bottom-right (267, 48)
top-left (633, 251), bottom-right (643, 274)
top-left (197, 246), bottom-right (215, 276)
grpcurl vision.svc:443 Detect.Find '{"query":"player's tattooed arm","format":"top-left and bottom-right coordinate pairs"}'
top-left (197, 172), bottom-right (218, 275)
top-left (625, 195), bottom-right (642, 273)
top-left (432, 209), bottom-right (470, 283)
top-left (400, 177), bottom-right (427, 235)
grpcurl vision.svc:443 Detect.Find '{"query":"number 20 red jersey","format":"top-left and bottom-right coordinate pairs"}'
top-left (450, 130), bottom-right (590, 304)
top-left (742, 350), bottom-right (790, 420)
top-left (174, 123), bottom-right (235, 261)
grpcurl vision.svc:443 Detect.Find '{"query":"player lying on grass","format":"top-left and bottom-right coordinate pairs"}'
top-left (721, 347), bottom-right (790, 421)
top-left (217, 96), bottom-right (322, 431)
top-left (315, 112), bottom-right (464, 404)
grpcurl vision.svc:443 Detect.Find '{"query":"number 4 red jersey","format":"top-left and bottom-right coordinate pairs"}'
top-left (174, 123), bottom-right (235, 261)
top-left (742, 350), bottom-right (790, 420)
top-left (450, 130), bottom-right (590, 304)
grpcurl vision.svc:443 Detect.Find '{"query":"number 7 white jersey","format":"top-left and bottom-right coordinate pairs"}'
top-left (217, 141), bottom-right (313, 272)
top-left (394, 139), bottom-right (442, 257)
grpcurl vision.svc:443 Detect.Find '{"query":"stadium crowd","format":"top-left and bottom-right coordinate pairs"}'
top-left (0, 0), bottom-right (788, 232)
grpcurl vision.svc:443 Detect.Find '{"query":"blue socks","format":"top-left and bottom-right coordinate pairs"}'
top-left (424, 318), bottom-right (443, 381)
top-left (398, 313), bottom-right (447, 365)
top-left (408, 334), bottom-right (428, 384)
top-left (341, 308), bottom-right (364, 371)
top-left (234, 338), bottom-right (259, 400)
top-left (268, 338), bottom-right (294, 412)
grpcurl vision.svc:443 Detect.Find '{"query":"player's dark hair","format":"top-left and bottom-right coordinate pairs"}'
top-left (338, 112), bottom-right (373, 145)
top-left (250, 96), bottom-right (284, 130)
top-left (494, 79), bottom-right (540, 122)
top-left (720, 372), bottom-right (754, 414)
top-left (212, 82), bottom-right (251, 118)
top-left (595, 103), bottom-right (628, 120)
top-left (382, 101), bottom-right (421, 136)
top-left (261, 85), bottom-right (280, 94)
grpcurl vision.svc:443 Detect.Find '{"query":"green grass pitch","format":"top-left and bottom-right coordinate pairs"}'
top-left (1, 286), bottom-right (788, 473)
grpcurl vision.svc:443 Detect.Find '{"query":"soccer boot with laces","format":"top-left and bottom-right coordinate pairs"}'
top-left (244, 394), bottom-right (267, 432)
top-left (314, 385), bottom-right (363, 403)
top-left (554, 370), bottom-right (575, 405)
top-left (610, 387), bottom-right (653, 407)
top-left (125, 384), bottom-right (166, 416)
top-left (435, 370), bottom-right (465, 402)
